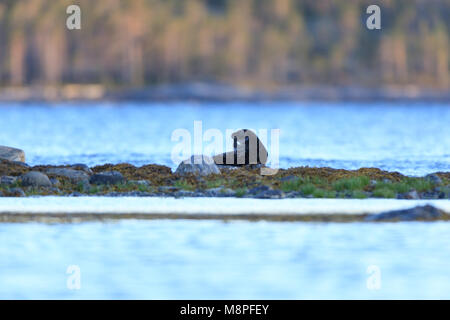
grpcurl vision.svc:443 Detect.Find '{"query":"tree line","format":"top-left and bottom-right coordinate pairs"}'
top-left (0, 0), bottom-right (448, 88)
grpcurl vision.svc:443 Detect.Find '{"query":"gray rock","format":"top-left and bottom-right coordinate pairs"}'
top-left (89, 171), bottom-right (125, 185)
top-left (129, 180), bottom-right (151, 187)
top-left (70, 164), bottom-right (93, 175)
top-left (175, 155), bottom-right (220, 176)
top-left (174, 190), bottom-right (196, 198)
top-left (49, 178), bottom-right (61, 187)
top-left (46, 168), bottom-right (89, 183)
top-left (205, 187), bottom-right (236, 197)
top-left (397, 190), bottom-right (419, 199)
top-left (158, 186), bottom-right (179, 192)
top-left (425, 174), bottom-right (442, 185)
top-left (20, 171), bottom-right (52, 187)
top-left (8, 187), bottom-right (26, 197)
top-left (280, 175), bottom-right (298, 182)
top-left (0, 176), bottom-right (17, 185)
top-left (68, 192), bottom-right (83, 197)
top-left (0, 146), bottom-right (25, 162)
top-left (247, 185), bottom-right (285, 199)
top-left (365, 205), bottom-right (448, 222)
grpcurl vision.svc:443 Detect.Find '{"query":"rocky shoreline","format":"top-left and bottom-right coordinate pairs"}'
top-left (1, 158), bottom-right (449, 200)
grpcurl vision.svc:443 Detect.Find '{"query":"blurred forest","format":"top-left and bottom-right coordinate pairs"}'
top-left (0, 0), bottom-right (449, 89)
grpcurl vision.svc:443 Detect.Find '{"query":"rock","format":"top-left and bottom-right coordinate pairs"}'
top-left (425, 174), bottom-right (442, 185)
top-left (175, 155), bottom-right (220, 176)
top-left (280, 175), bottom-right (298, 182)
top-left (69, 164), bottom-right (93, 175)
top-left (89, 171), bottom-right (125, 185)
top-left (129, 180), bottom-right (151, 187)
top-left (247, 185), bottom-right (285, 199)
top-left (174, 190), bottom-right (196, 198)
top-left (0, 159), bottom-right (30, 176)
top-left (205, 187), bottom-right (236, 197)
top-left (20, 171), bottom-right (52, 187)
top-left (0, 146), bottom-right (25, 162)
top-left (0, 176), bottom-right (17, 185)
top-left (365, 205), bottom-right (449, 222)
top-left (397, 190), bottom-right (419, 199)
top-left (8, 187), bottom-right (26, 197)
top-left (46, 168), bottom-right (89, 183)
top-left (68, 192), bottom-right (83, 197)
top-left (158, 186), bottom-right (179, 193)
top-left (49, 178), bottom-right (61, 187)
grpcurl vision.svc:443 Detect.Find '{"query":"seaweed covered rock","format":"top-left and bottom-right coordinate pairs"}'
top-left (365, 205), bottom-right (449, 222)
top-left (0, 176), bottom-right (17, 185)
top-left (90, 171), bottom-right (125, 185)
top-left (0, 146), bottom-right (25, 162)
top-left (175, 155), bottom-right (220, 176)
top-left (0, 159), bottom-right (30, 176)
top-left (20, 171), bottom-right (52, 187)
top-left (46, 168), bottom-right (90, 183)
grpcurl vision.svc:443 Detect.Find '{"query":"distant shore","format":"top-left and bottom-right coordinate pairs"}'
top-left (0, 83), bottom-right (449, 103)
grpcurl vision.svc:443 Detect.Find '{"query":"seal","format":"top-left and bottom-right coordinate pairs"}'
top-left (213, 129), bottom-right (268, 165)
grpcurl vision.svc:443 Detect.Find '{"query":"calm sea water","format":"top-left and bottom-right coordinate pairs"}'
top-left (1, 101), bottom-right (449, 299)
top-left (0, 101), bottom-right (449, 175)
top-left (0, 220), bottom-right (450, 299)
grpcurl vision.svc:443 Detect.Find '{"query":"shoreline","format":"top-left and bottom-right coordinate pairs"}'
top-left (1, 159), bottom-right (449, 200)
top-left (1, 84), bottom-right (449, 103)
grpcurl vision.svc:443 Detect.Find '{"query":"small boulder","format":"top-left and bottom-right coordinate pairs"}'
top-left (46, 168), bottom-right (89, 183)
top-left (69, 164), bottom-right (93, 175)
top-left (0, 176), bottom-right (17, 185)
top-left (20, 171), bottom-right (52, 187)
top-left (7, 187), bottom-right (26, 197)
top-left (425, 174), bottom-right (442, 185)
top-left (365, 205), bottom-right (448, 222)
top-left (248, 185), bottom-right (285, 199)
top-left (90, 171), bottom-right (125, 185)
top-left (0, 146), bottom-right (25, 162)
top-left (175, 155), bottom-right (220, 176)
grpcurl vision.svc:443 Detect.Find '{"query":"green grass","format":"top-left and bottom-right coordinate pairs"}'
top-left (406, 178), bottom-right (435, 192)
top-left (280, 177), bottom-right (303, 192)
top-left (373, 188), bottom-right (396, 198)
top-left (205, 178), bottom-right (227, 189)
top-left (332, 176), bottom-right (370, 192)
top-left (300, 183), bottom-right (316, 195)
top-left (352, 190), bottom-right (368, 199)
top-left (174, 180), bottom-right (195, 191)
top-left (235, 188), bottom-right (247, 197)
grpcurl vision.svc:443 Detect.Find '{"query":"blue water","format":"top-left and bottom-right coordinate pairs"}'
top-left (0, 220), bottom-right (450, 299)
top-left (1, 101), bottom-right (449, 175)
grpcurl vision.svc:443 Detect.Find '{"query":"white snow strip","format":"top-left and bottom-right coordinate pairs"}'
top-left (0, 197), bottom-right (449, 216)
